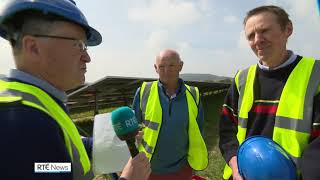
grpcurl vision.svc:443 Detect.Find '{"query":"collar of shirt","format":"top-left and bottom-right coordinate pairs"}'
top-left (258, 50), bottom-right (297, 71)
top-left (158, 79), bottom-right (184, 99)
top-left (7, 69), bottom-right (68, 103)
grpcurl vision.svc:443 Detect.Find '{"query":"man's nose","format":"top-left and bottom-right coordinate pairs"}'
top-left (254, 33), bottom-right (264, 45)
top-left (81, 51), bottom-right (91, 63)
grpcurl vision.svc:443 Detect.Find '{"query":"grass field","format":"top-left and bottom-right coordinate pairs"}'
top-left (196, 92), bottom-right (226, 180)
top-left (71, 92), bottom-right (227, 180)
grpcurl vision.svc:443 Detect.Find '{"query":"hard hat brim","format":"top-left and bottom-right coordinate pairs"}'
top-left (86, 25), bottom-right (102, 46)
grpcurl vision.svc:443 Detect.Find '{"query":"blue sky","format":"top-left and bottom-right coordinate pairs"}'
top-left (1, 0), bottom-right (319, 82)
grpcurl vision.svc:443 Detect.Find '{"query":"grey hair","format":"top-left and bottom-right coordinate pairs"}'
top-left (3, 11), bottom-right (63, 56)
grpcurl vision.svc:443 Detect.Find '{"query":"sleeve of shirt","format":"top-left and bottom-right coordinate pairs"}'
top-left (219, 79), bottom-right (240, 164)
top-left (301, 93), bottom-right (320, 179)
top-left (301, 92), bottom-right (320, 179)
top-left (81, 137), bottom-right (93, 160)
top-left (0, 105), bottom-right (73, 180)
top-left (301, 136), bottom-right (320, 180)
top-left (132, 87), bottom-right (143, 123)
top-left (310, 92), bottom-right (320, 140)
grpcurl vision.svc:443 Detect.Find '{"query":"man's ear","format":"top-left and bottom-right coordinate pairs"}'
top-left (154, 64), bottom-right (159, 74)
top-left (22, 35), bottom-right (40, 56)
top-left (179, 61), bottom-right (184, 72)
top-left (285, 21), bottom-right (293, 38)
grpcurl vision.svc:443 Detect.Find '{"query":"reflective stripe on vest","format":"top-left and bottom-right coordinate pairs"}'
top-left (138, 81), bottom-right (208, 170)
top-left (223, 57), bottom-right (320, 179)
top-left (0, 79), bottom-right (91, 176)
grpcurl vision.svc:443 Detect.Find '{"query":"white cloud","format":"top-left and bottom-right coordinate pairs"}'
top-left (264, 0), bottom-right (319, 24)
top-left (146, 30), bottom-right (171, 53)
top-left (128, 0), bottom-right (201, 27)
top-left (177, 41), bottom-right (190, 53)
top-left (198, 0), bottom-right (215, 16)
top-left (223, 15), bottom-right (238, 24)
top-left (145, 29), bottom-right (192, 57)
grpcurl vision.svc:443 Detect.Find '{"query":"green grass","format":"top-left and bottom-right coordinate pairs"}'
top-left (196, 92), bottom-right (226, 180)
top-left (71, 92), bottom-right (226, 180)
top-left (70, 107), bottom-right (117, 136)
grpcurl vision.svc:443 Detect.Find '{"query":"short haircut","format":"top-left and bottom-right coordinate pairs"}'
top-left (243, 5), bottom-right (291, 31)
top-left (3, 10), bottom-right (66, 55)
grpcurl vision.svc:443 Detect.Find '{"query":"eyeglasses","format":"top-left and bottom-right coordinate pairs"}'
top-left (30, 34), bottom-right (87, 52)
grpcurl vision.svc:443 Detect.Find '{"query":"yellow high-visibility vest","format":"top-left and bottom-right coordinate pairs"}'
top-left (223, 57), bottom-right (320, 179)
top-left (0, 79), bottom-right (91, 177)
top-left (138, 81), bottom-right (208, 170)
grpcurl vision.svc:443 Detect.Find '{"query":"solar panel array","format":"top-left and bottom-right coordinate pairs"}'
top-left (67, 76), bottom-right (230, 114)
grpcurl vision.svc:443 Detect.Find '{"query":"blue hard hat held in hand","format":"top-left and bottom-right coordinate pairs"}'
top-left (237, 136), bottom-right (297, 180)
top-left (0, 0), bottom-right (102, 46)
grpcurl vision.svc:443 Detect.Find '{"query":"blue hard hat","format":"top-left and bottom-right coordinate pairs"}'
top-left (237, 136), bottom-right (297, 180)
top-left (0, 0), bottom-right (102, 46)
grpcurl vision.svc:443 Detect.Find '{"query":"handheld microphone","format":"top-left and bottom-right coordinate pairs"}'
top-left (111, 106), bottom-right (139, 157)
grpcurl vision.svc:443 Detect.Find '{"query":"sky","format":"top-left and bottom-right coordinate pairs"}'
top-left (0, 0), bottom-right (319, 83)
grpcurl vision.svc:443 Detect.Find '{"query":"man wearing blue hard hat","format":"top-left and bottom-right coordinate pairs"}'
top-left (0, 0), bottom-right (150, 180)
top-left (219, 5), bottom-right (320, 180)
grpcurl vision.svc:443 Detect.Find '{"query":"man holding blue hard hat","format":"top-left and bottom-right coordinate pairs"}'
top-left (219, 5), bottom-right (320, 180)
top-left (0, 0), bottom-right (150, 179)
